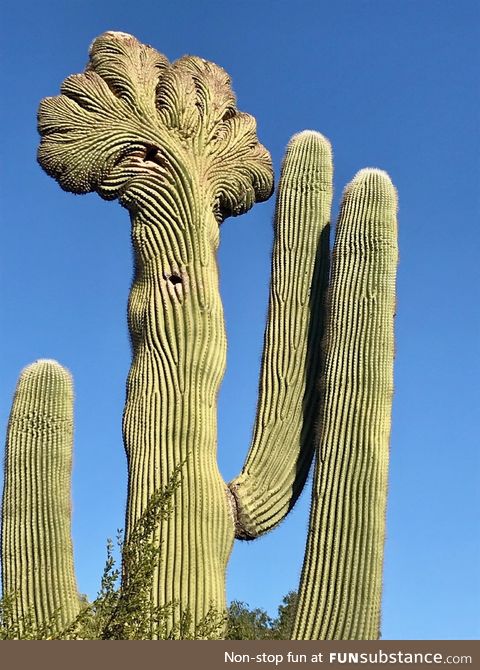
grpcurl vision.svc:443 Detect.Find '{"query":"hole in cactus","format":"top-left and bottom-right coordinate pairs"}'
top-left (143, 145), bottom-right (159, 162)
top-left (222, 107), bottom-right (235, 122)
top-left (143, 145), bottom-right (169, 171)
top-left (168, 274), bottom-right (182, 286)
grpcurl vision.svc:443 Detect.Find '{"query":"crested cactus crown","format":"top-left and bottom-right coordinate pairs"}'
top-left (38, 31), bottom-right (273, 221)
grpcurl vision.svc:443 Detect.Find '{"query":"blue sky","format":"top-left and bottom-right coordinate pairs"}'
top-left (1, 0), bottom-right (479, 639)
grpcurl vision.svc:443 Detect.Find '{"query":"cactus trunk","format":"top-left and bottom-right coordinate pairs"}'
top-left (123, 201), bottom-right (235, 628)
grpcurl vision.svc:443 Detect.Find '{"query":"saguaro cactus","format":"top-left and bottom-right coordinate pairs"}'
top-left (37, 31), bottom-right (274, 627)
top-left (1, 31), bottom-right (398, 639)
top-left (1, 360), bottom-right (79, 631)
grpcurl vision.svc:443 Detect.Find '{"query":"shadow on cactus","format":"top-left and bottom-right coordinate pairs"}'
top-left (1, 31), bottom-right (399, 639)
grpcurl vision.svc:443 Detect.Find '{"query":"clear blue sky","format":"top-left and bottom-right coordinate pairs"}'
top-left (1, 0), bottom-right (479, 640)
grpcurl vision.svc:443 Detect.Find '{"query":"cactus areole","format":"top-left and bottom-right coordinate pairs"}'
top-left (22, 30), bottom-right (398, 638)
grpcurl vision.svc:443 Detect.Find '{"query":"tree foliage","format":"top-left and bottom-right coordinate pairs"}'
top-left (226, 591), bottom-right (298, 640)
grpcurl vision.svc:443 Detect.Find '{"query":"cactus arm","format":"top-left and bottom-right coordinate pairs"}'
top-left (37, 32), bottom-right (273, 632)
top-left (292, 170), bottom-right (398, 640)
top-left (229, 131), bottom-right (332, 538)
top-left (1, 360), bottom-right (80, 631)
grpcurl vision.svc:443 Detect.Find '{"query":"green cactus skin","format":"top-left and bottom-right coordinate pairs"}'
top-left (229, 130), bottom-right (332, 538)
top-left (292, 170), bottom-right (398, 640)
top-left (1, 360), bottom-right (80, 631)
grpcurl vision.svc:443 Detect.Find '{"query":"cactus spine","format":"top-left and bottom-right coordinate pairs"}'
top-left (1, 360), bottom-right (80, 631)
top-left (1, 31), bottom-right (399, 638)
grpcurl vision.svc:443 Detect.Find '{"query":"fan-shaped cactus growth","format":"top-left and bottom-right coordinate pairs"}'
top-left (1, 31), bottom-right (398, 639)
